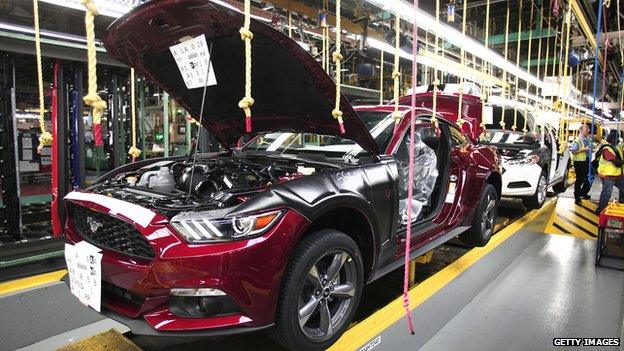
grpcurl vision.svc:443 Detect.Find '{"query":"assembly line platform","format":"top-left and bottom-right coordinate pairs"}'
top-left (1, 196), bottom-right (623, 351)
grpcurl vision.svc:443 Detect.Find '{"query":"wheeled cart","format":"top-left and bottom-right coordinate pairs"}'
top-left (596, 202), bottom-right (624, 270)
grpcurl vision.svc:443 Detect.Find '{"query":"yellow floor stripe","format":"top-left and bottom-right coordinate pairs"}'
top-left (329, 199), bottom-right (556, 351)
top-left (560, 210), bottom-right (598, 232)
top-left (0, 269), bottom-right (67, 296)
top-left (550, 217), bottom-right (595, 240)
top-left (574, 205), bottom-right (599, 225)
top-left (544, 197), bottom-right (597, 240)
top-left (583, 200), bottom-right (598, 211)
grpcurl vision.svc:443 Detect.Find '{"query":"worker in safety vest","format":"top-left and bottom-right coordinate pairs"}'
top-left (596, 130), bottom-right (624, 214)
top-left (570, 124), bottom-right (592, 205)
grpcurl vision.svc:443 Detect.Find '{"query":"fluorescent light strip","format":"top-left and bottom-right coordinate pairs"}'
top-left (367, 37), bottom-right (504, 88)
top-left (364, 0), bottom-right (543, 88)
top-left (0, 22), bottom-right (102, 45)
top-left (489, 95), bottom-right (535, 112)
top-left (39, 0), bottom-right (132, 18)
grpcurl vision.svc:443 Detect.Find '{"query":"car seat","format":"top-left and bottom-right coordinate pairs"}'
top-left (397, 128), bottom-right (439, 224)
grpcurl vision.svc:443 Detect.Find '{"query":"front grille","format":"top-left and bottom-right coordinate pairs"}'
top-left (102, 281), bottom-right (146, 306)
top-left (67, 202), bottom-right (155, 260)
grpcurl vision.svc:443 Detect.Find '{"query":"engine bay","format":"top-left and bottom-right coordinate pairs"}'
top-left (89, 155), bottom-right (334, 217)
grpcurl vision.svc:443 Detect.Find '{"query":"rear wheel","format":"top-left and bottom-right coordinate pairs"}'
top-left (553, 163), bottom-right (570, 194)
top-left (271, 230), bottom-right (363, 351)
top-left (522, 171), bottom-right (547, 210)
top-left (459, 184), bottom-right (498, 247)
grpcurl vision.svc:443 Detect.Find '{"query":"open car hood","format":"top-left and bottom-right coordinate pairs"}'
top-left (103, 0), bottom-right (379, 155)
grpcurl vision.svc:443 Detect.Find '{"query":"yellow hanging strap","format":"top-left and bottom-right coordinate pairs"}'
top-left (424, 31), bottom-right (429, 83)
top-left (542, 3), bottom-right (552, 107)
top-left (392, 8), bottom-right (402, 126)
top-left (480, 0), bottom-right (491, 135)
top-left (512, 0), bottom-right (522, 131)
top-left (456, 0), bottom-right (469, 127)
top-left (321, 1), bottom-right (328, 72)
top-left (551, 13), bottom-right (562, 105)
top-left (128, 69), bottom-right (141, 160)
top-left (32, 0), bottom-right (52, 152)
top-left (325, 0), bottom-right (330, 73)
top-left (332, 0), bottom-right (345, 134)
top-left (81, 0), bottom-right (107, 146)
top-left (379, 50), bottom-right (384, 105)
top-left (535, 2), bottom-right (544, 90)
top-left (238, 0), bottom-right (254, 132)
top-left (522, 1), bottom-right (534, 134)
top-left (500, 0), bottom-right (511, 130)
top-left (288, 11), bottom-right (292, 38)
top-left (559, 6), bottom-right (572, 154)
top-left (431, 0), bottom-right (440, 127)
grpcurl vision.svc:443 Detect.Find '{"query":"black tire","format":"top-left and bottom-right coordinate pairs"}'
top-left (459, 183), bottom-right (498, 247)
top-left (270, 230), bottom-right (364, 351)
top-left (553, 163), bottom-right (570, 194)
top-left (522, 171), bottom-right (548, 210)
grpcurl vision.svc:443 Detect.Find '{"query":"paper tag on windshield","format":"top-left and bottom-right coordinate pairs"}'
top-left (169, 34), bottom-right (217, 89)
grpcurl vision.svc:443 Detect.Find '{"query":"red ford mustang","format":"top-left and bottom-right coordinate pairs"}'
top-left (63, 1), bottom-right (502, 350)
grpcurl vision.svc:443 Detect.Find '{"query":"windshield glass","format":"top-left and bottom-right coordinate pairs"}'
top-left (481, 130), bottom-right (539, 147)
top-left (242, 111), bottom-right (397, 157)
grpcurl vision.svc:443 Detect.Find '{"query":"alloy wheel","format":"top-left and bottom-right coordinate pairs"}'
top-left (298, 250), bottom-right (357, 341)
top-left (537, 174), bottom-right (547, 205)
top-left (480, 193), bottom-right (496, 239)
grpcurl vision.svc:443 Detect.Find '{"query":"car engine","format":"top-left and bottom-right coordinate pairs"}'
top-left (89, 156), bottom-right (318, 216)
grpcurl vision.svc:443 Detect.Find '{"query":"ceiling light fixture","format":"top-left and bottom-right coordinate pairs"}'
top-left (367, 37), bottom-right (505, 88)
top-left (39, 0), bottom-right (132, 18)
top-left (363, 0), bottom-right (543, 88)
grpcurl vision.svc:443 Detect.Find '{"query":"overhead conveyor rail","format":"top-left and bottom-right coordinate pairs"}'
top-left (3, 0), bottom-right (624, 350)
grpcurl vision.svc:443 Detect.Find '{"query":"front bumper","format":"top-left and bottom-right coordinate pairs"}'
top-left (501, 163), bottom-right (542, 197)
top-left (63, 193), bottom-right (310, 334)
top-left (61, 273), bottom-right (274, 337)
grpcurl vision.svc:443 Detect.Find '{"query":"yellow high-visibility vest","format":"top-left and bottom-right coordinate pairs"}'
top-left (571, 137), bottom-right (588, 162)
top-left (598, 145), bottom-right (624, 177)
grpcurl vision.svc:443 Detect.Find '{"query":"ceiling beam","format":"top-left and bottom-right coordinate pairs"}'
top-left (265, 0), bottom-right (386, 41)
top-left (569, 0), bottom-right (605, 68)
top-left (488, 28), bottom-right (557, 45)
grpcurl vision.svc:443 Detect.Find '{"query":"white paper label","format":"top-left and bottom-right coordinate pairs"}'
top-left (169, 34), bottom-right (217, 89)
top-left (65, 242), bottom-right (103, 312)
top-left (445, 182), bottom-right (457, 203)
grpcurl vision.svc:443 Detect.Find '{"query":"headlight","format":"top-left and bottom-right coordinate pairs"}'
top-left (171, 210), bottom-right (284, 243)
top-left (506, 155), bottom-right (540, 166)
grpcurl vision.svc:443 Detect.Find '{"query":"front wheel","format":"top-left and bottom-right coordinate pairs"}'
top-left (522, 171), bottom-right (547, 210)
top-left (271, 230), bottom-right (363, 351)
top-left (459, 183), bottom-right (498, 247)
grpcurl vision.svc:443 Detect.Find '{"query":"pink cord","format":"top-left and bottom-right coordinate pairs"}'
top-left (245, 115), bottom-right (252, 133)
top-left (338, 121), bottom-right (346, 134)
top-left (600, 12), bottom-right (609, 113)
top-left (402, 0), bottom-right (419, 336)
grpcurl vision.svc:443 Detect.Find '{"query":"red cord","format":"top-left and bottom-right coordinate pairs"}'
top-left (402, 0), bottom-right (419, 336)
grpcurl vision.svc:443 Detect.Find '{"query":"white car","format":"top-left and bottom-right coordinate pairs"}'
top-left (481, 123), bottom-right (571, 209)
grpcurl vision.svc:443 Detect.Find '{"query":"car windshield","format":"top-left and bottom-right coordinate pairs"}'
top-left (481, 130), bottom-right (539, 147)
top-left (242, 111), bottom-right (397, 158)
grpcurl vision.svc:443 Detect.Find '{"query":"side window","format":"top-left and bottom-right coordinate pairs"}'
top-left (395, 124), bottom-right (441, 162)
top-left (449, 126), bottom-right (468, 146)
